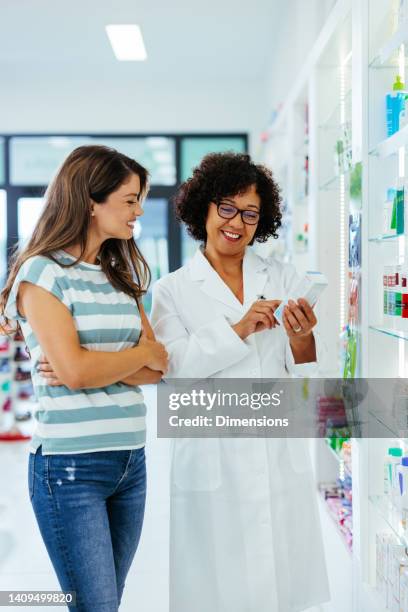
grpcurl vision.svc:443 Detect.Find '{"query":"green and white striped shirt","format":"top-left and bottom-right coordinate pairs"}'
top-left (5, 251), bottom-right (146, 455)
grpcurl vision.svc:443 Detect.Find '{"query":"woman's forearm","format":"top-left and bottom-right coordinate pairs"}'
top-left (72, 346), bottom-right (150, 389)
top-left (122, 367), bottom-right (162, 386)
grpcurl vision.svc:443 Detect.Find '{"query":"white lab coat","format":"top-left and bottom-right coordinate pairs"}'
top-left (150, 247), bottom-right (330, 612)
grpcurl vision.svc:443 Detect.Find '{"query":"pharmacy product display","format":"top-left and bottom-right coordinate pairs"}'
top-left (317, 395), bottom-right (353, 551)
top-left (0, 330), bottom-right (35, 441)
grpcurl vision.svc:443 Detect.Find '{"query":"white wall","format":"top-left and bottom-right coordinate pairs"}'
top-left (0, 72), bottom-right (267, 156)
top-left (263, 0), bottom-right (337, 113)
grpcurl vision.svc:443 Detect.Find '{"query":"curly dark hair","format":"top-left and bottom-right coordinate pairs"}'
top-left (174, 151), bottom-right (282, 245)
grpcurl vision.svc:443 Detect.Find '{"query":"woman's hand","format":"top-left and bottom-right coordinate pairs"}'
top-left (232, 300), bottom-right (281, 340)
top-left (139, 332), bottom-right (169, 373)
top-left (282, 298), bottom-right (317, 338)
top-left (37, 354), bottom-right (64, 386)
top-left (283, 298), bottom-right (317, 363)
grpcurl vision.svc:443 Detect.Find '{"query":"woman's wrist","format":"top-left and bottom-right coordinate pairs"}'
top-left (232, 322), bottom-right (246, 340)
top-left (289, 332), bottom-right (316, 363)
top-left (131, 344), bottom-right (150, 369)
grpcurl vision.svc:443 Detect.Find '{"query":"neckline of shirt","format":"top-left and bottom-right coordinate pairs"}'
top-left (56, 250), bottom-right (102, 271)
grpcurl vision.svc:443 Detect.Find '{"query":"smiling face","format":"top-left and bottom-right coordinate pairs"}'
top-left (205, 184), bottom-right (261, 256)
top-left (91, 173), bottom-right (143, 241)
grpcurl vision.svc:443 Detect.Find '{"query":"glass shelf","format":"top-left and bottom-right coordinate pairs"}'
top-left (368, 409), bottom-right (408, 439)
top-left (369, 325), bottom-right (408, 341)
top-left (369, 495), bottom-right (408, 547)
top-left (368, 233), bottom-right (403, 242)
top-left (319, 169), bottom-right (351, 191)
top-left (319, 175), bottom-right (339, 191)
top-left (369, 123), bottom-right (408, 158)
top-left (319, 89), bottom-right (352, 130)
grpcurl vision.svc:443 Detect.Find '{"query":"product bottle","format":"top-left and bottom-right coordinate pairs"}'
top-left (384, 266), bottom-right (390, 323)
top-left (396, 185), bottom-right (405, 235)
top-left (384, 447), bottom-right (403, 500)
top-left (398, 457), bottom-right (408, 516)
top-left (384, 188), bottom-right (397, 235)
top-left (395, 266), bottom-right (403, 330)
top-left (400, 94), bottom-right (408, 129)
top-left (386, 75), bottom-right (407, 136)
top-left (401, 269), bottom-right (408, 330)
top-left (391, 190), bottom-right (398, 235)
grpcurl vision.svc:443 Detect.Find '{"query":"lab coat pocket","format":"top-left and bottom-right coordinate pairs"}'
top-left (171, 438), bottom-right (222, 491)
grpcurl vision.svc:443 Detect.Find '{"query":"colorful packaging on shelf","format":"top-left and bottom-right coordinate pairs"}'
top-left (273, 271), bottom-right (328, 325)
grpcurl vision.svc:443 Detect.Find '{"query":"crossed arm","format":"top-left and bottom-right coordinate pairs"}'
top-left (18, 282), bottom-right (166, 389)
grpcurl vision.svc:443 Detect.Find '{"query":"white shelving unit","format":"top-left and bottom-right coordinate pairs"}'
top-left (259, 0), bottom-right (408, 610)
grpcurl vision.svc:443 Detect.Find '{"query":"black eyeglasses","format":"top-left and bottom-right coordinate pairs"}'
top-left (215, 201), bottom-right (260, 225)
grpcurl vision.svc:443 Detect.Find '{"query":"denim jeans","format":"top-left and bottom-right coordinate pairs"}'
top-left (28, 445), bottom-right (147, 612)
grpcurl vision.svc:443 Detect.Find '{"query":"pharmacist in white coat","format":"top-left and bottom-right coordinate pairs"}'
top-left (151, 152), bottom-right (330, 612)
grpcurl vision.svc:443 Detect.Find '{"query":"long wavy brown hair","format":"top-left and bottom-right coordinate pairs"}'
top-left (0, 145), bottom-right (151, 332)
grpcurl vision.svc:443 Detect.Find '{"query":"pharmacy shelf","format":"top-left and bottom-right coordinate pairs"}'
top-left (369, 325), bottom-right (408, 341)
top-left (369, 123), bottom-right (408, 158)
top-left (369, 495), bottom-right (408, 547)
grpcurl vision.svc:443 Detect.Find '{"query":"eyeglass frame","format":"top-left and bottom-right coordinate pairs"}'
top-left (213, 200), bottom-right (260, 225)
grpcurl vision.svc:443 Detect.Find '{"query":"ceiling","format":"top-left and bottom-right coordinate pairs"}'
top-left (1, 0), bottom-right (283, 83)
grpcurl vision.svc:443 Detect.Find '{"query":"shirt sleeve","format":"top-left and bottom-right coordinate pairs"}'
top-left (150, 279), bottom-right (251, 379)
top-left (4, 256), bottom-right (70, 323)
top-left (282, 262), bottom-right (326, 376)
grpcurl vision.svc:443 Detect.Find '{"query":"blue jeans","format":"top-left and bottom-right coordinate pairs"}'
top-left (28, 446), bottom-right (147, 612)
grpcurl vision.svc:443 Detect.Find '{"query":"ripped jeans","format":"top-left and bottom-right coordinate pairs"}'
top-left (28, 445), bottom-right (146, 612)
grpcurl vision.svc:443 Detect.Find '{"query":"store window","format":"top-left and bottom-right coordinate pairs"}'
top-left (180, 136), bottom-right (246, 182)
top-left (0, 138), bottom-right (5, 185)
top-left (137, 198), bottom-right (168, 312)
top-left (10, 136), bottom-right (176, 187)
top-left (17, 198), bottom-right (45, 246)
top-left (0, 190), bottom-right (6, 286)
top-left (181, 226), bottom-right (198, 265)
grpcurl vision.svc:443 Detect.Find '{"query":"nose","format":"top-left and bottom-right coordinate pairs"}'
top-left (225, 213), bottom-right (244, 229)
top-left (135, 203), bottom-right (144, 217)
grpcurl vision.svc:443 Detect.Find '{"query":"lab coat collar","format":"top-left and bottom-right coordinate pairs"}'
top-left (188, 246), bottom-right (268, 311)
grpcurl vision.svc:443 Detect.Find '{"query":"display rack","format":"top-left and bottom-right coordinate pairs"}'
top-left (261, 0), bottom-right (408, 609)
top-left (0, 328), bottom-right (36, 442)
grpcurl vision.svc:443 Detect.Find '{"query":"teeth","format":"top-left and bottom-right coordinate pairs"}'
top-left (223, 231), bottom-right (240, 239)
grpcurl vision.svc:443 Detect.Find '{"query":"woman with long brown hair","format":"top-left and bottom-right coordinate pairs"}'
top-left (0, 145), bottom-right (168, 612)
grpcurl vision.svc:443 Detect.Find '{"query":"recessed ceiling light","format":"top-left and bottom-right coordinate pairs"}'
top-left (105, 25), bottom-right (147, 61)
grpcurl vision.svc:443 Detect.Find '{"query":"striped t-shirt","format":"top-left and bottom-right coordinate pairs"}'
top-left (4, 250), bottom-right (146, 455)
